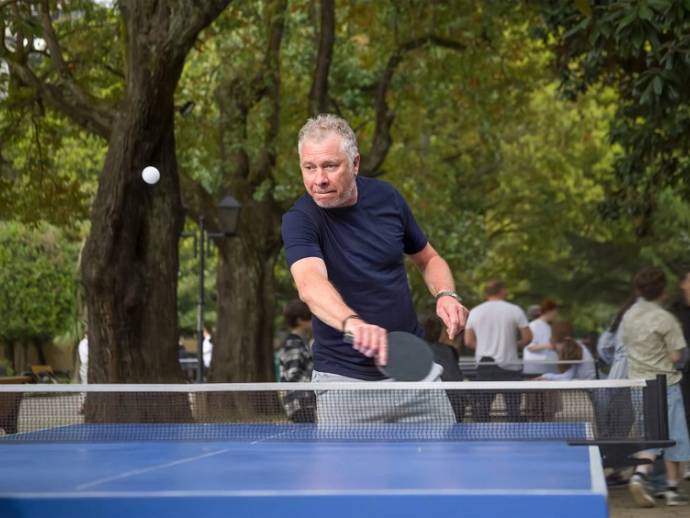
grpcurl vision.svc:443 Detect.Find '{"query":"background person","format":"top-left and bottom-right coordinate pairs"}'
top-left (523, 299), bottom-right (560, 420)
top-left (78, 331), bottom-right (88, 384)
top-left (527, 304), bottom-right (542, 322)
top-left (422, 313), bottom-right (466, 422)
top-left (538, 321), bottom-right (595, 381)
top-left (523, 299), bottom-right (559, 377)
top-left (202, 326), bottom-right (213, 370)
top-left (621, 267), bottom-right (689, 507)
top-left (279, 299), bottom-right (316, 423)
top-left (670, 265), bottom-right (690, 470)
top-left (464, 280), bottom-right (532, 421)
top-left (595, 298), bottom-right (636, 477)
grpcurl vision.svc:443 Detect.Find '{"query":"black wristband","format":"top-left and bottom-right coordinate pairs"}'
top-left (341, 314), bottom-right (362, 332)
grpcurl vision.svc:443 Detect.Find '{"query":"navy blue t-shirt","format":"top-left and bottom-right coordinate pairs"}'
top-left (281, 176), bottom-right (427, 380)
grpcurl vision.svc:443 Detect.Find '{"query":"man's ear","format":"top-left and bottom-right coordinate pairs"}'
top-left (352, 154), bottom-right (361, 175)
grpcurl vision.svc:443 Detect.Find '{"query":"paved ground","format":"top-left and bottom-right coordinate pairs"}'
top-left (610, 478), bottom-right (689, 517)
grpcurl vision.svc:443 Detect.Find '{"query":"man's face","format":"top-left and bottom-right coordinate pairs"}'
top-left (299, 134), bottom-right (359, 208)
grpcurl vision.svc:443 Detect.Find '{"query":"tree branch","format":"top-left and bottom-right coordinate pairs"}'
top-left (179, 172), bottom-right (221, 231)
top-left (38, 0), bottom-right (114, 126)
top-left (216, 77), bottom-right (253, 188)
top-left (251, 0), bottom-right (288, 191)
top-left (0, 11), bottom-right (7, 56)
top-left (308, 0), bottom-right (335, 116)
top-left (360, 35), bottom-right (467, 176)
top-left (161, 0), bottom-right (233, 63)
top-left (217, 0), bottom-right (286, 194)
top-left (0, 0), bottom-right (20, 10)
top-left (5, 57), bottom-right (112, 138)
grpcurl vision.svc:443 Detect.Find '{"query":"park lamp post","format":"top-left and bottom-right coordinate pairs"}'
top-left (186, 195), bottom-right (241, 383)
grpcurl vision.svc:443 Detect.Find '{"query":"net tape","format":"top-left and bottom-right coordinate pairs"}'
top-left (0, 380), bottom-right (648, 443)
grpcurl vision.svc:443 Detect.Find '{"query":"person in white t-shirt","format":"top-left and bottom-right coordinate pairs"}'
top-left (523, 299), bottom-right (559, 376)
top-left (523, 299), bottom-right (560, 420)
top-left (78, 333), bottom-right (88, 384)
top-left (464, 280), bottom-right (532, 421)
top-left (202, 327), bottom-right (213, 370)
top-left (538, 321), bottom-right (596, 381)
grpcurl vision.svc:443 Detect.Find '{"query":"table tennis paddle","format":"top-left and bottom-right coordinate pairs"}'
top-left (344, 330), bottom-right (436, 381)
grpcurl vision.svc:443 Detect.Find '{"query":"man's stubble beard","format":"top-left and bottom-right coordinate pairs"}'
top-left (313, 175), bottom-right (358, 209)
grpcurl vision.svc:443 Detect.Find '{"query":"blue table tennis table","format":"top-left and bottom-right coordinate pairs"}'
top-left (0, 423), bottom-right (608, 518)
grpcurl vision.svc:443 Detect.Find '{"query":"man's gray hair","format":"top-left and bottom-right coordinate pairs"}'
top-left (298, 114), bottom-right (359, 164)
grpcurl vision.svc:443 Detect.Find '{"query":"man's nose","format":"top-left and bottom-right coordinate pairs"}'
top-left (315, 168), bottom-right (329, 184)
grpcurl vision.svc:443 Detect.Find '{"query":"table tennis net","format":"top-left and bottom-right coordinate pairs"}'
top-left (0, 380), bottom-right (663, 443)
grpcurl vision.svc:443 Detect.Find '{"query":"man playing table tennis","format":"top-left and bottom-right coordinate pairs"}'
top-left (282, 113), bottom-right (467, 423)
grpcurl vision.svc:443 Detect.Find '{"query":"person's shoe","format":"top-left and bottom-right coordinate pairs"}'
top-left (664, 487), bottom-right (689, 506)
top-left (606, 472), bottom-right (628, 488)
top-left (629, 473), bottom-right (656, 508)
top-left (653, 487), bottom-right (667, 499)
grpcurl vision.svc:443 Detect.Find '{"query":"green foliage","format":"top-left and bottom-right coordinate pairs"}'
top-left (0, 222), bottom-right (80, 342)
top-left (0, 357), bottom-right (13, 376)
top-left (537, 0), bottom-right (690, 235)
top-left (0, 109), bottom-right (104, 229)
top-left (0, 0), bottom-right (115, 229)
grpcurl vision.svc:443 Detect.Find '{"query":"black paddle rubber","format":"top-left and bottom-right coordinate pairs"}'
top-left (343, 330), bottom-right (435, 381)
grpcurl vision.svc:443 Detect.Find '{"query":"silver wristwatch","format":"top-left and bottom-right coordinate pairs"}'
top-left (435, 290), bottom-right (462, 303)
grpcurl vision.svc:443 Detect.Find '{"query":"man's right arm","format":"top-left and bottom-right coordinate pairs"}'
top-left (517, 326), bottom-right (533, 348)
top-left (515, 308), bottom-right (532, 348)
top-left (290, 257), bottom-right (388, 364)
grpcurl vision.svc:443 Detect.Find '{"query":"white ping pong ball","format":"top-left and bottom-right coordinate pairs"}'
top-left (142, 166), bottom-right (160, 185)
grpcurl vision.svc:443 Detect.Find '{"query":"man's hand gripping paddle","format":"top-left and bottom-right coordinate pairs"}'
top-left (344, 330), bottom-right (437, 381)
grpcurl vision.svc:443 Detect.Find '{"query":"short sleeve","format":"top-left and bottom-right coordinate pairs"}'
top-left (281, 209), bottom-right (323, 268)
top-left (394, 191), bottom-right (427, 255)
top-left (515, 307), bottom-right (529, 328)
top-left (663, 314), bottom-right (688, 352)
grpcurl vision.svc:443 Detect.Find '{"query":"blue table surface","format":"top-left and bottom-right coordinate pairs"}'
top-left (0, 424), bottom-right (608, 518)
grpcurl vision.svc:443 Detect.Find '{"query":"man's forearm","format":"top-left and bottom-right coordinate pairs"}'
top-left (421, 255), bottom-right (456, 296)
top-left (517, 329), bottom-right (533, 348)
top-left (297, 274), bottom-right (357, 332)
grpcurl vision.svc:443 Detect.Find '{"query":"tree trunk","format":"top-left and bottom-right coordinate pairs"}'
top-left (80, 94), bottom-right (196, 421)
top-left (34, 339), bottom-right (47, 366)
top-left (81, 91), bottom-right (185, 385)
top-left (78, 0), bottom-right (232, 422)
top-left (209, 199), bottom-right (282, 383)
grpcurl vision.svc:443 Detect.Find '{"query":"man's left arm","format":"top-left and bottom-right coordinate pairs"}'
top-left (410, 243), bottom-right (468, 339)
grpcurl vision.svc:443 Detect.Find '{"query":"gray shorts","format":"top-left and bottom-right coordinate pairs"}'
top-left (311, 367), bottom-right (455, 425)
